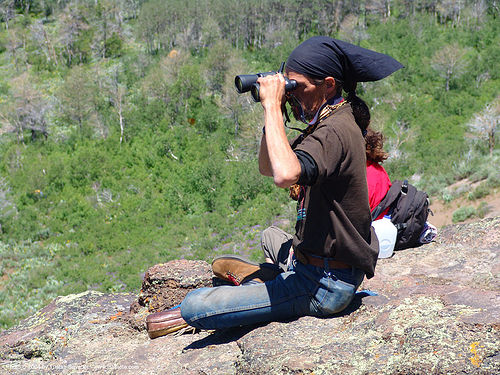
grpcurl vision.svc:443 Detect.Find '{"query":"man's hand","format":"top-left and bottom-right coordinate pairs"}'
top-left (257, 73), bottom-right (286, 110)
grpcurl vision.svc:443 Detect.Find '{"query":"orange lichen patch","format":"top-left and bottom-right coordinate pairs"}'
top-left (469, 341), bottom-right (484, 368)
top-left (109, 311), bottom-right (124, 321)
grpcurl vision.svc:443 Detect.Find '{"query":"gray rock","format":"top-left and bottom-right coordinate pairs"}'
top-left (1, 218), bottom-right (499, 375)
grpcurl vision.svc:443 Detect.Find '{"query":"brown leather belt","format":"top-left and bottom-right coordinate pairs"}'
top-left (295, 249), bottom-right (351, 269)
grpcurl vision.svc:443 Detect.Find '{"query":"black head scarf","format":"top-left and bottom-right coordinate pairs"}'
top-left (286, 36), bottom-right (403, 93)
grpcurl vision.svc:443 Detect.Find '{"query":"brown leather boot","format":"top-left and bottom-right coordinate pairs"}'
top-left (211, 255), bottom-right (282, 286)
top-left (146, 307), bottom-right (188, 339)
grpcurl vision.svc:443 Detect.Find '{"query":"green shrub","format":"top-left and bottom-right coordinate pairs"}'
top-left (441, 190), bottom-right (454, 204)
top-left (486, 170), bottom-right (500, 188)
top-left (468, 182), bottom-right (490, 200)
top-left (452, 206), bottom-right (477, 223)
top-left (476, 202), bottom-right (491, 219)
top-left (105, 32), bottom-right (123, 58)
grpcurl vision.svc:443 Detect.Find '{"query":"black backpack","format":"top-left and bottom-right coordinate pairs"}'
top-left (371, 180), bottom-right (431, 250)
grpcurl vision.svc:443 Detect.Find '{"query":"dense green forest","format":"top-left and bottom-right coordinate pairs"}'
top-left (0, 0), bottom-right (499, 329)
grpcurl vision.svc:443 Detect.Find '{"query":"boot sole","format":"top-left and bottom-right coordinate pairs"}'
top-left (147, 322), bottom-right (189, 339)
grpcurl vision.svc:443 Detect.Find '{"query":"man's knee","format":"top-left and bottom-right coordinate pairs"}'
top-left (261, 225), bottom-right (279, 244)
top-left (261, 226), bottom-right (291, 250)
top-left (180, 287), bottom-right (209, 324)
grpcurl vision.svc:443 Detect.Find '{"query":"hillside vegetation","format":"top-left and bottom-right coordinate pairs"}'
top-left (0, 0), bottom-right (499, 329)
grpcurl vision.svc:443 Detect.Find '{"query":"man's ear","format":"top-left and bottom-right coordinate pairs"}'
top-left (324, 77), bottom-right (337, 95)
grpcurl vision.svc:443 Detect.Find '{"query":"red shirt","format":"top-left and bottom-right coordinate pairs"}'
top-left (366, 160), bottom-right (392, 220)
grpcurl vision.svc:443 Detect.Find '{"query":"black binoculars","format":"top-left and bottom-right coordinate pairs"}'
top-left (234, 63), bottom-right (297, 102)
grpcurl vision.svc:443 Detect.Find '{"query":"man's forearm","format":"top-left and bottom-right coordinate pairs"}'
top-left (258, 134), bottom-right (273, 176)
top-left (262, 104), bottom-right (301, 188)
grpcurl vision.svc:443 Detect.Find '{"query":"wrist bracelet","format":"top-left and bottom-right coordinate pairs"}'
top-left (262, 126), bottom-right (266, 135)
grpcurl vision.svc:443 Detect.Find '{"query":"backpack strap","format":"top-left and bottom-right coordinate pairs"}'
top-left (401, 179), bottom-right (408, 195)
top-left (370, 180), bottom-right (404, 221)
top-left (392, 180), bottom-right (415, 224)
top-left (371, 203), bottom-right (387, 221)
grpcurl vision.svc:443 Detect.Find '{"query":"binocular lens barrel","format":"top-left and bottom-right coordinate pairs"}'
top-left (250, 84), bottom-right (260, 102)
top-left (250, 79), bottom-right (297, 102)
top-left (235, 74), bottom-right (259, 94)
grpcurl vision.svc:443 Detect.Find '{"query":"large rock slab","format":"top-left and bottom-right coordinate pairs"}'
top-left (0, 217), bottom-right (499, 374)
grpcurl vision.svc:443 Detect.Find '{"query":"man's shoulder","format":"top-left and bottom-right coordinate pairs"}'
top-left (318, 103), bottom-right (358, 136)
top-left (321, 102), bottom-right (355, 126)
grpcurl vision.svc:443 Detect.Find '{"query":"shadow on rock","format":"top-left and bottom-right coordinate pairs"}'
top-left (183, 325), bottom-right (259, 350)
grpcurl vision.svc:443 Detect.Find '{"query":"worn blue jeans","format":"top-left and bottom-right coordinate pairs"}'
top-left (180, 259), bottom-right (364, 330)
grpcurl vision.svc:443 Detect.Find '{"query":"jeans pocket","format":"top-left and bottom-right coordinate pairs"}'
top-left (315, 277), bottom-right (356, 316)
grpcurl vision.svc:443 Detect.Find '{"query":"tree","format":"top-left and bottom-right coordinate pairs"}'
top-left (5, 27), bottom-right (28, 72)
top-left (93, 0), bottom-right (123, 59)
top-left (58, 65), bottom-right (95, 132)
top-left (436, 0), bottom-right (466, 26)
top-left (58, 4), bottom-right (92, 65)
top-left (136, 0), bottom-right (169, 54)
top-left (0, 72), bottom-right (50, 143)
top-left (338, 14), bottom-right (369, 45)
top-left (141, 50), bottom-right (189, 109)
top-left (0, 0), bottom-right (16, 30)
top-left (385, 119), bottom-right (416, 160)
top-left (366, 0), bottom-right (393, 20)
top-left (467, 0), bottom-right (488, 27)
top-left (104, 63), bottom-right (128, 143)
top-left (30, 19), bottom-right (58, 67)
top-left (468, 97), bottom-right (500, 156)
top-left (88, 64), bottom-right (109, 138)
top-left (431, 43), bottom-right (469, 91)
top-left (204, 39), bottom-right (232, 92)
top-left (121, 0), bottom-right (143, 20)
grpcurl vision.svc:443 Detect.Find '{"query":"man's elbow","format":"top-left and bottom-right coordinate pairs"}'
top-left (273, 172), bottom-right (299, 188)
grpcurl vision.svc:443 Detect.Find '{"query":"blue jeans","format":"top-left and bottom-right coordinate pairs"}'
top-left (180, 259), bottom-right (364, 330)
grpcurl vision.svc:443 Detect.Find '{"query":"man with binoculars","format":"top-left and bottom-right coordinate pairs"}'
top-left (146, 36), bottom-right (403, 338)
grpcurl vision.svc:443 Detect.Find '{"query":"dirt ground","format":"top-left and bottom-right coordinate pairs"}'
top-left (430, 188), bottom-right (500, 228)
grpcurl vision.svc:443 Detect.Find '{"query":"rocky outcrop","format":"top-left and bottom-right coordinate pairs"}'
top-left (128, 259), bottom-right (213, 331)
top-left (1, 218), bottom-right (499, 375)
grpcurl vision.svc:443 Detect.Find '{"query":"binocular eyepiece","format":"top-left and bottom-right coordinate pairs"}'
top-left (235, 65), bottom-right (297, 102)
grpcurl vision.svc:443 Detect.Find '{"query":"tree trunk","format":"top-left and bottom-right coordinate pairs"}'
top-left (489, 128), bottom-right (495, 156)
top-left (118, 97), bottom-right (124, 144)
top-left (42, 27), bottom-right (58, 66)
top-left (102, 19), bottom-right (108, 59)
